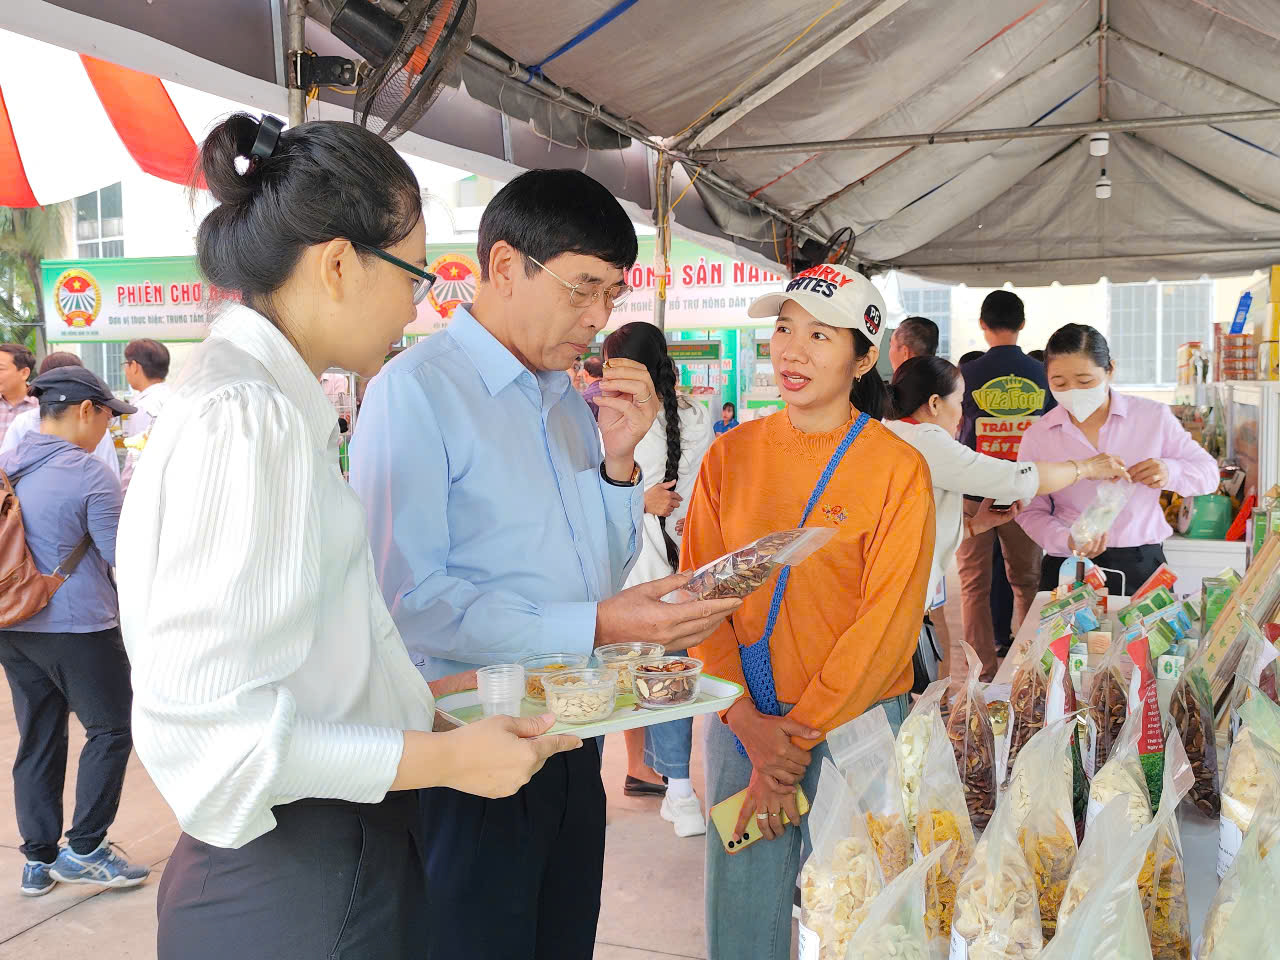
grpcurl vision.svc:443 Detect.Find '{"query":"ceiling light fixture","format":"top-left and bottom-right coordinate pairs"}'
top-left (1089, 132), bottom-right (1111, 157)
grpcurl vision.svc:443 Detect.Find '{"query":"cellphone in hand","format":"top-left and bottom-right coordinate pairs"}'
top-left (990, 500), bottom-right (1015, 512)
top-left (709, 785), bottom-right (810, 855)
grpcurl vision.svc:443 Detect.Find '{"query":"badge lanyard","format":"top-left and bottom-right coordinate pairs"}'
top-left (734, 412), bottom-right (869, 756)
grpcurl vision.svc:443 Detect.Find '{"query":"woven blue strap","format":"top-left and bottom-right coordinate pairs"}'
top-left (734, 412), bottom-right (869, 756)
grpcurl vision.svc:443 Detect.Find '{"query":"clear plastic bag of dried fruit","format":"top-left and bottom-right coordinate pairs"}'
top-left (796, 759), bottom-right (884, 960)
top-left (659, 526), bottom-right (836, 603)
top-left (1202, 748), bottom-right (1280, 960)
top-left (1004, 626), bottom-right (1059, 789)
top-left (1226, 617), bottom-right (1280, 737)
top-left (952, 780), bottom-right (1043, 960)
top-left (1219, 690), bottom-right (1280, 878)
top-left (828, 704), bottom-right (913, 882)
top-left (1068, 480), bottom-right (1133, 547)
top-left (1086, 707), bottom-right (1153, 833)
top-left (842, 840), bottom-right (949, 960)
top-left (948, 641), bottom-right (997, 831)
top-left (1061, 795), bottom-right (1139, 930)
top-left (1008, 716), bottom-right (1079, 943)
top-left (1133, 729), bottom-right (1194, 960)
top-left (1166, 656), bottom-right (1222, 819)
top-left (895, 677), bottom-right (950, 841)
top-left (916, 705), bottom-right (976, 951)
top-left (1086, 638), bottom-right (1130, 771)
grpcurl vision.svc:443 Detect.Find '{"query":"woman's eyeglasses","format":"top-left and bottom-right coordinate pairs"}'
top-left (527, 256), bottom-right (633, 308)
top-left (352, 242), bottom-right (438, 304)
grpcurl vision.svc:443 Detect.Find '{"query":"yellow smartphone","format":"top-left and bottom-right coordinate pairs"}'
top-left (710, 785), bottom-right (810, 855)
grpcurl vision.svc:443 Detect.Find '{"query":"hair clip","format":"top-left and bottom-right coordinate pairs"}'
top-left (250, 115), bottom-right (284, 164)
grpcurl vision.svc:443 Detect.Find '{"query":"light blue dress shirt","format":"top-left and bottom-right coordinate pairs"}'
top-left (350, 305), bottom-right (644, 681)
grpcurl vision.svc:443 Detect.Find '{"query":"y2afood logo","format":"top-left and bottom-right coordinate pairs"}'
top-left (972, 375), bottom-right (1045, 418)
top-left (54, 268), bottom-right (102, 327)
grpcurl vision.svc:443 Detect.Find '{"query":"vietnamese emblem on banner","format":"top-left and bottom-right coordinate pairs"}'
top-left (54, 268), bottom-right (102, 327)
top-left (427, 253), bottom-right (479, 320)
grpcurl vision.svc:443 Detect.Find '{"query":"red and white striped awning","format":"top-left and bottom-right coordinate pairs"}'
top-left (0, 29), bottom-right (204, 207)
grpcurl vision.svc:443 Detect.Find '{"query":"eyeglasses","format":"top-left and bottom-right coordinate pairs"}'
top-left (527, 256), bottom-right (632, 308)
top-left (352, 242), bottom-right (438, 304)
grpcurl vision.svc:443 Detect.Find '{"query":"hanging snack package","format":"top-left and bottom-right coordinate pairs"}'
top-left (843, 841), bottom-right (948, 960)
top-left (1134, 732), bottom-right (1194, 960)
top-left (1009, 717), bottom-right (1079, 943)
top-left (1086, 637), bottom-right (1131, 772)
top-left (1069, 480), bottom-right (1133, 548)
top-left (951, 785), bottom-right (1042, 960)
top-left (916, 709), bottom-right (977, 950)
top-left (947, 641), bottom-right (997, 830)
top-left (659, 526), bottom-right (835, 602)
top-left (1218, 690), bottom-right (1280, 878)
top-left (796, 759), bottom-right (884, 960)
top-left (1060, 796), bottom-right (1141, 929)
top-left (828, 705), bottom-right (912, 881)
top-left (897, 678), bottom-right (952, 840)
top-left (1127, 634), bottom-right (1166, 812)
top-left (1201, 750), bottom-right (1280, 960)
top-left (1087, 707), bottom-right (1153, 832)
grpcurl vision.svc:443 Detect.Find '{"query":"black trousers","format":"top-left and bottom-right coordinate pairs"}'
top-left (0, 627), bottom-right (133, 863)
top-left (418, 741), bottom-right (607, 960)
top-left (157, 793), bottom-right (425, 960)
top-left (1040, 543), bottom-right (1168, 597)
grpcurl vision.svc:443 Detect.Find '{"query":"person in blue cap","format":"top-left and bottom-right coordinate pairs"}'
top-left (0, 365), bottom-right (152, 896)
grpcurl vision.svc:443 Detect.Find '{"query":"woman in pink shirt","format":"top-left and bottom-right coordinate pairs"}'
top-left (1018, 324), bottom-right (1219, 594)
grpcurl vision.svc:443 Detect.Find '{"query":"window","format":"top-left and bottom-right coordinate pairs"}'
top-left (1108, 281), bottom-right (1211, 386)
top-left (899, 286), bottom-right (952, 358)
top-left (74, 183), bottom-right (124, 258)
top-left (80, 342), bottom-right (127, 393)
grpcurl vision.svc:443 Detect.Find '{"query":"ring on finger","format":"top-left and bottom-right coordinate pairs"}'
top-left (636, 392), bottom-right (652, 404)
top-left (755, 812), bottom-right (770, 821)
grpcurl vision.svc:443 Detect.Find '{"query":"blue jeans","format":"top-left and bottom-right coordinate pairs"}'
top-left (643, 650), bottom-right (693, 780)
top-left (702, 695), bottom-right (910, 960)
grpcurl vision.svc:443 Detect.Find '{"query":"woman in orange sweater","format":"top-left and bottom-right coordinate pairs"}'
top-left (686, 265), bottom-right (934, 960)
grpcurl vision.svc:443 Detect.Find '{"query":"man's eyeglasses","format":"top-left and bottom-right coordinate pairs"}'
top-left (527, 256), bottom-right (632, 308)
top-left (352, 242), bottom-right (438, 305)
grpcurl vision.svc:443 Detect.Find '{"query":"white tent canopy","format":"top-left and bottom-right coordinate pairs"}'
top-left (17, 0), bottom-right (1280, 285)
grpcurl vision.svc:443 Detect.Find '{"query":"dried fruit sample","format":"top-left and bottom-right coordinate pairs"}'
top-left (799, 835), bottom-right (880, 960)
top-left (1019, 818), bottom-right (1077, 942)
top-left (864, 812), bottom-right (910, 882)
top-left (1087, 666), bottom-right (1129, 770)
top-left (917, 809), bottom-right (971, 942)
top-left (1137, 845), bottom-right (1191, 960)
top-left (1168, 677), bottom-right (1219, 817)
top-left (633, 658), bottom-right (700, 707)
top-left (946, 695), bottom-right (996, 829)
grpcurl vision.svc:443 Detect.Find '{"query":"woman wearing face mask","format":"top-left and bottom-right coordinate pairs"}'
top-left (884, 356), bottom-right (1127, 679)
top-left (685, 266), bottom-right (935, 960)
top-left (1018, 323), bottom-right (1219, 594)
top-left (115, 115), bottom-right (581, 959)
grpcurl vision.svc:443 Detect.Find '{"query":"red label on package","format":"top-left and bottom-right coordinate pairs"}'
top-left (1127, 637), bottom-right (1162, 753)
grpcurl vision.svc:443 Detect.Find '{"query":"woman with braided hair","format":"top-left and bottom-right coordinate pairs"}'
top-left (604, 322), bottom-right (715, 837)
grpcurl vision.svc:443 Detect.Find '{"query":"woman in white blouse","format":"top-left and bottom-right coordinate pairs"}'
top-left (115, 114), bottom-right (579, 959)
top-left (883, 356), bottom-right (1126, 678)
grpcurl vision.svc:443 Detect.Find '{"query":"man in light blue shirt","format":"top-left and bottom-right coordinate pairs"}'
top-left (350, 169), bottom-right (738, 960)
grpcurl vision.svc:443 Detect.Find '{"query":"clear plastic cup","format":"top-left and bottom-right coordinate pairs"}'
top-left (477, 664), bottom-right (525, 717)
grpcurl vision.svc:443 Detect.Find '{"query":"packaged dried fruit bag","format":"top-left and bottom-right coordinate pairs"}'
top-left (1086, 638), bottom-right (1130, 772)
top-left (1005, 622), bottom-right (1070, 788)
top-left (1166, 655), bottom-right (1221, 818)
top-left (951, 783), bottom-right (1042, 960)
top-left (796, 759), bottom-right (884, 960)
top-left (843, 840), bottom-right (949, 960)
top-left (1226, 616), bottom-right (1280, 739)
top-left (1201, 749), bottom-right (1280, 960)
top-left (896, 677), bottom-right (951, 839)
top-left (1008, 717), bottom-right (1079, 942)
top-left (1060, 795), bottom-right (1141, 930)
top-left (948, 641), bottom-right (997, 830)
top-left (1069, 480), bottom-right (1133, 547)
top-left (1126, 633), bottom-right (1166, 812)
top-left (659, 526), bottom-right (835, 602)
top-left (1219, 687), bottom-right (1280, 878)
top-left (916, 709), bottom-right (977, 951)
top-left (1134, 731), bottom-right (1194, 960)
top-left (828, 704), bottom-right (913, 881)
top-left (1086, 707), bottom-right (1153, 832)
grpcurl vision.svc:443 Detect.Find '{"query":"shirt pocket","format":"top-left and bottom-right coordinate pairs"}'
top-left (573, 465), bottom-right (608, 595)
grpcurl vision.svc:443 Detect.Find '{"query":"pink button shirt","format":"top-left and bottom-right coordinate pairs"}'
top-left (1016, 390), bottom-right (1219, 556)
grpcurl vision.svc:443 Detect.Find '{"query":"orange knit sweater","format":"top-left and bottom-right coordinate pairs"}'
top-left (685, 409), bottom-right (935, 744)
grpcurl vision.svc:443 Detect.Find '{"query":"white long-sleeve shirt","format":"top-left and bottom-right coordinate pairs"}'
top-left (116, 305), bottom-right (435, 849)
top-left (884, 419), bottom-right (1040, 605)
top-left (120, 380), bottom-right (173, 492)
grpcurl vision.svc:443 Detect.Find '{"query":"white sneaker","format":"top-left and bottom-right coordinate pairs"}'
top-left (660, 791), bottom-right (706, 838)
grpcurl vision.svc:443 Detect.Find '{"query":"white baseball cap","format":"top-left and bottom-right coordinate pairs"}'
top-left (747, 264), bottom-right (887, 350)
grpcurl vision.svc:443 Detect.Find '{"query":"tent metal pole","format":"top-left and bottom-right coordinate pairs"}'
top-left (1098, 0), bottom-right (1109, 120)
top-left (903, 245), bottom-right (1280, 270)
top-left (652, 153), bottom-right (672, 331)
top-left (690, 106), bottom-right (1280, 160)
top-left (462, 36), bottom-right (829, 247)
top-left (286, 0), bottom-right (306, 126)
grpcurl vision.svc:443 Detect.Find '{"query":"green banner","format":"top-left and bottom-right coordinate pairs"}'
top-left (668, 340), bottom-right (721, 361)
top-left (42, 256), bottom-right (230, 343)
top-left (756, 342), bottom-right (771, 359)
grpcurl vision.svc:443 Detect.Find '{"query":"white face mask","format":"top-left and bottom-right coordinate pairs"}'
top-left (1052, 383), bottom-right (1108, 421)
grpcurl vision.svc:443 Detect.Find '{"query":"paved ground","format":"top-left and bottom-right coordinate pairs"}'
top-left (0, 570), bottom-right (966, 959)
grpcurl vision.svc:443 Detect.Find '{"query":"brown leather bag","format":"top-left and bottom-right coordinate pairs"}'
top-left (0, 468), bottom-right (93, 629)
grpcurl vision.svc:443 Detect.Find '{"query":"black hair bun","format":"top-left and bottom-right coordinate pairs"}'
top-left (199, 113), bottom-right (269, 207)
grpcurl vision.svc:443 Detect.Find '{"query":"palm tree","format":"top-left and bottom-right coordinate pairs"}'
top-left (0, 203), bottom-right (70, 358)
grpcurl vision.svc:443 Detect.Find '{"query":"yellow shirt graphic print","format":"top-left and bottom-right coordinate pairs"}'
top-left (972, 376), bottom-right (1046, 417)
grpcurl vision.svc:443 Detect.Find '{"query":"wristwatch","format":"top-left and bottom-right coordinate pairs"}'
top-left (600, 462), bottom-right (642, 487)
